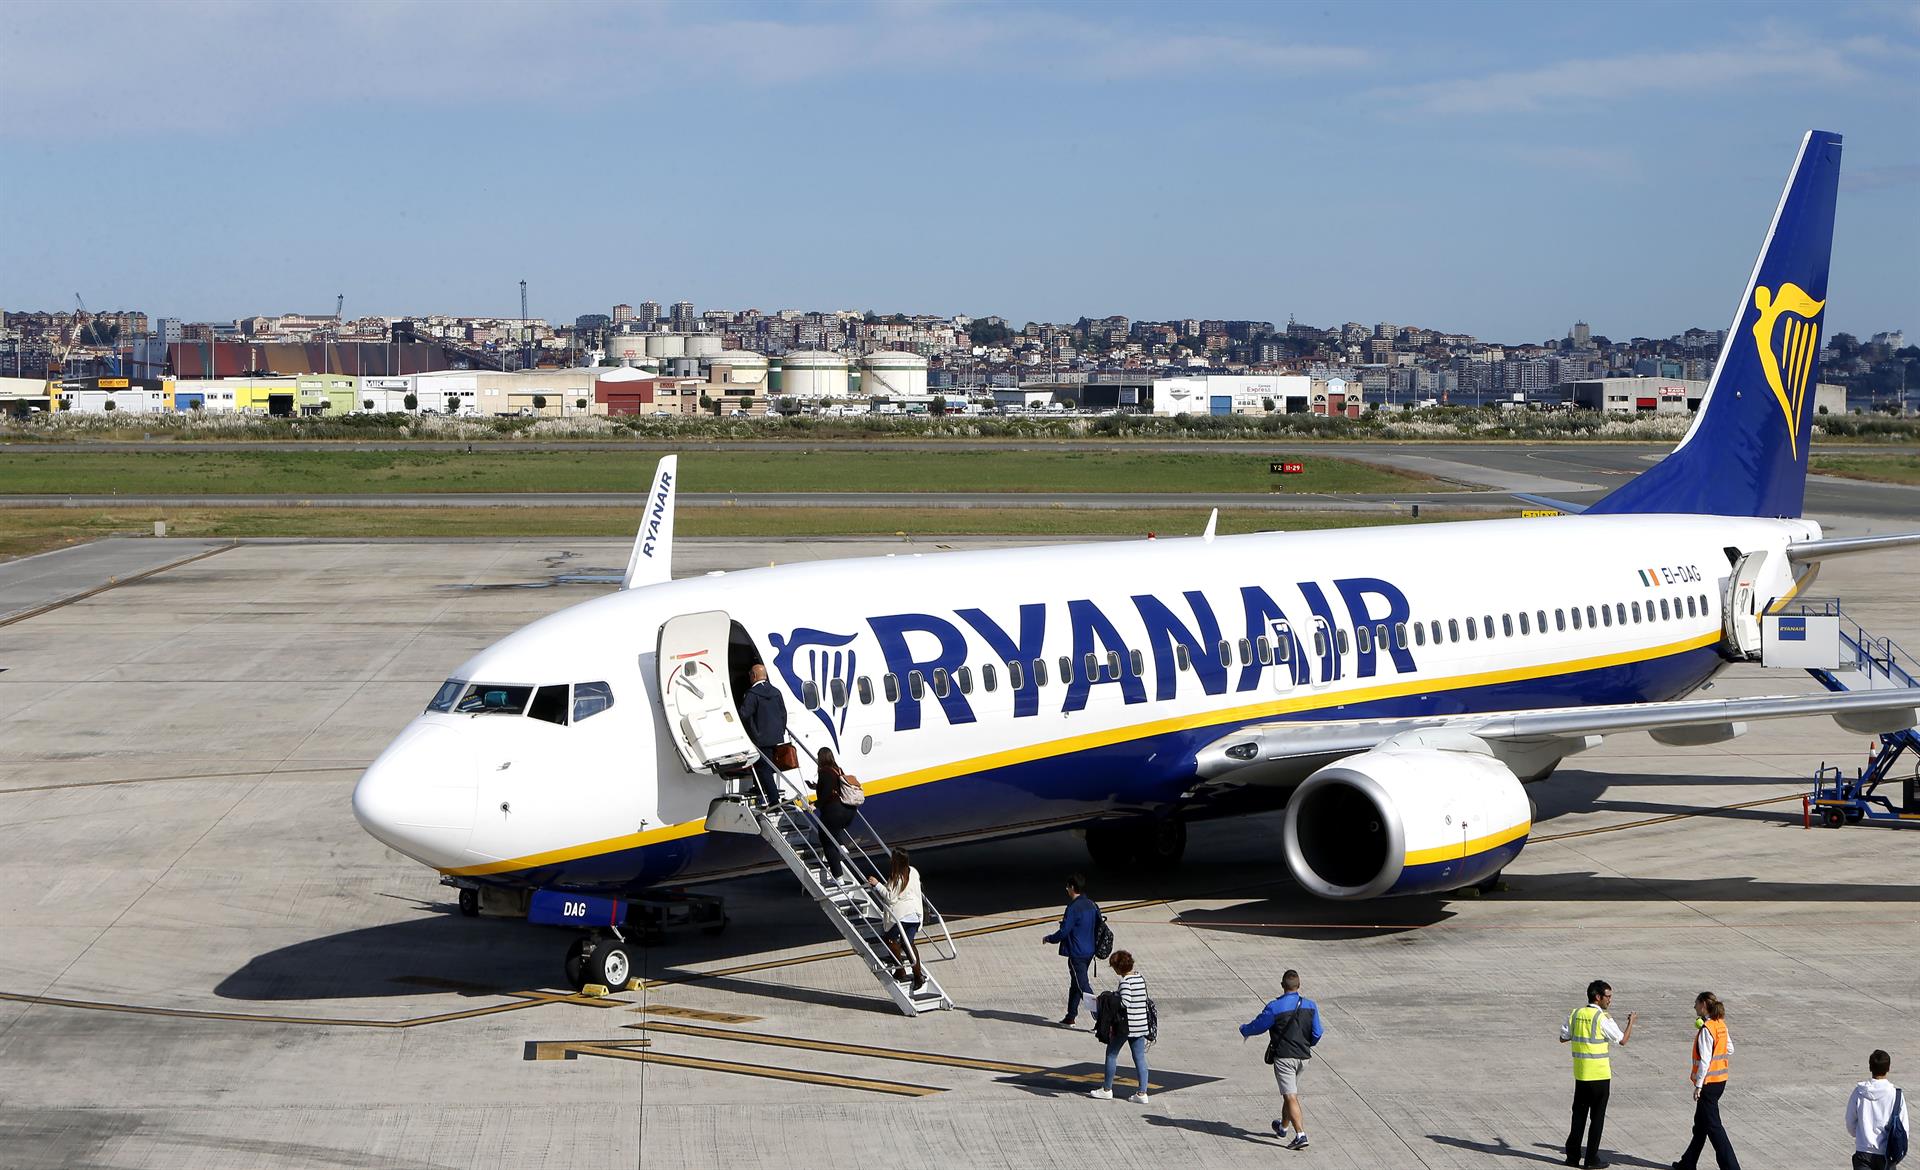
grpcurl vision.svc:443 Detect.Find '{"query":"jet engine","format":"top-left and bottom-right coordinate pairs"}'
top-left (1282, 748), bottom-right (1531, 900)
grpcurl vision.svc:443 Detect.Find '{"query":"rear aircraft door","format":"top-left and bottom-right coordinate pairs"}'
top-left (657, 610), bottom-right (759, 774)
top-left (1723, 551), bottom-right (1766, 661)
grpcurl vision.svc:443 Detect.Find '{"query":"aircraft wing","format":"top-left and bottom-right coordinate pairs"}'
top-left (1192, 687), bottom-right (1920, 784)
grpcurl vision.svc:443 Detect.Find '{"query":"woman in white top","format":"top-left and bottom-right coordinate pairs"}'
top-left (866, 848), bottom-right (925, 991)
top-left (1090, 949), bottom-right (1152, 1104)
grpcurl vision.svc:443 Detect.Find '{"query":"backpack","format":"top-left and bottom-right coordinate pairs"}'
top-left (1092, 991), bottom-right (1121, 1045)
top-left (1092, 911), bottom-right (1114, 960)
top-left (839, 773), bottom-right (865, 807)
top-left (1146, 996), bottom-right (1159, 1044)
top-left (1890, 1087), bottom-right (1909, 1166)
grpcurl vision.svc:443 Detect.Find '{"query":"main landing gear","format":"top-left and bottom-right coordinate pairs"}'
top-left (1086, 817), bottom-right (1188, 871)
top-left (563, 930), bottom-right (633, 992)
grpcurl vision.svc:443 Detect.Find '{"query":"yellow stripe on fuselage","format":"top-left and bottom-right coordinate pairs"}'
top-left (1403, 820), bottom-right (1532, 867)
top-left (441, 629), bottom-right (1722, 878)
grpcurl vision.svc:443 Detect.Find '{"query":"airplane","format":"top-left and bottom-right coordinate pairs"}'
top-left (353, 129), bottom-right (1920, 990)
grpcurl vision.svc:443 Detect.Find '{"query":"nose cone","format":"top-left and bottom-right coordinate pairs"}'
top-left (353, 722), bottom-right (477, 868)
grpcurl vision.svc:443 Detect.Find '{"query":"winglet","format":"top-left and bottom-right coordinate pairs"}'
top-left (622, 455), bottom-right (678, 589)
top-left (1203, 508), bottom-right (1218, 544)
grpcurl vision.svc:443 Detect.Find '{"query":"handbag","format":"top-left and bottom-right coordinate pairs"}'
top-left (1889, 1086), bottom-right (1908, 1166)
top-left (768, 743), bottom-right (798, 771)
top-left (839, 773), bottom-right (865, 807)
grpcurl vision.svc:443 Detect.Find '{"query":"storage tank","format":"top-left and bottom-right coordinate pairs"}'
top-left (684, 333), bottom-right (721, 359)
top-left (711, 349), bottom-right (768, 387)
top-left (645, 333), bottom-right (685, 358)
top-left (781, 351), bottom-right (849, 400)
top-left (606, 334), bottom-right (648, 363)
top-left (862, 350), bottom-right (929, 398)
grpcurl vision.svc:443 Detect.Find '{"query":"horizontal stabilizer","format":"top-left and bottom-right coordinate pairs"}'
top-left (1785, 532), bottom-right (1920, 562)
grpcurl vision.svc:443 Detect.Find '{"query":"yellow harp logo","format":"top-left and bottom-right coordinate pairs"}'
top-left (1751, 283), bottom-right (1825, 458)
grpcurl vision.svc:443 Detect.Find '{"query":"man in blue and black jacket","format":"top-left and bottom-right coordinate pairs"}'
top-left (1041, 873), bottom-right (1099, 1027)
top-left (1240, 968), bottom-right (1324, 1150)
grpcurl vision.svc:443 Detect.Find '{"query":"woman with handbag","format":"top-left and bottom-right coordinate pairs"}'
top-left (865, 847), bottom-right (925, 991)
top-left (812, 747), bottom-right (860, 882)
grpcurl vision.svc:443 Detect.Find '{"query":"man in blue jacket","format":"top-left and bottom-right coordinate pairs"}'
top-left (1240, 969), bottom-right (1324, 1150)
top-left (1041, 873), bottom-right (1098, 1027)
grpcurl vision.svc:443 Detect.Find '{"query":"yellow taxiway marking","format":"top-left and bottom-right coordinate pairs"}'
top-left (0, 987), bottom-right (628, 1029)
top-left (627, 1019), bottom-right (1161, 1090)
top-left (631, 1004), bottom-right (762, 1023)
top-left (525, 1037), bottom-right (940, 1097)
top-left (1531, 792), bottom-right (1805, 842)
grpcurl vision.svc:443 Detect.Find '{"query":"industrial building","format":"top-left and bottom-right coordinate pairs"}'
top-left (1567, 376), bottom-right (1845, 417)
top-left (1150, 374), bottom-right (1315, 416)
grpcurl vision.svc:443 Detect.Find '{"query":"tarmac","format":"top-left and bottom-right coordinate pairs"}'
top-left (1, 528), bottom-right (1917, 1169)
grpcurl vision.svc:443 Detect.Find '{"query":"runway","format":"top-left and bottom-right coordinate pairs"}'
top-left (1, 530), bottom-right (1915, 1168)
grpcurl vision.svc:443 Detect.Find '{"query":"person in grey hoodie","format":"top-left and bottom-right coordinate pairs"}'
top-left (1846, 1049), bottom-right (1909, 1170)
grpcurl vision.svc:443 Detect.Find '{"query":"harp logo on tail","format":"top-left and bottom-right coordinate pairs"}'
top-left (1751, 283), bottom-right (1825, 459)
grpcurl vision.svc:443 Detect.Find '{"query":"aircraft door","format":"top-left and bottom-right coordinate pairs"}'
top-left (1269, 618), bottom-right (1301, 693)
top-left (656, 610), bottom-right (760, 775)
top-left (1308, 616), bottom-right (1338, 691)
top-left (1722, 551), bottom-right (1766, 661)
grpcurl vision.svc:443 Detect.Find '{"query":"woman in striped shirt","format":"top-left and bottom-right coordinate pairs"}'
top-left (1089, 949), bottom-right (1152, 1104)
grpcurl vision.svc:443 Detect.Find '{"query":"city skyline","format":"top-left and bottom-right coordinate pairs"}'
top-left (1, 0), bottom-right (1915, 339)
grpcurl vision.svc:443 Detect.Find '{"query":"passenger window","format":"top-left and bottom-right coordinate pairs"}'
top-left (1413, 623), bottom-right (1426, 647)
top-left (802, 680), bottom-right (823, 708)
top-left (930, 668), bottom-right (949, 698)
top-left (1502, 614), bottom-right (1514, 638)
top-left (1616, 603), bottom-right (1627, 625)
top-left (1631, 601), bottom-right (1642, 624)
top-left (1700, 593), bottom-right (1710, 615)
top-left (1375, 624), bottom-right (1388, 651)
top-left (1033, 658), bottom-right (1050, 687)
top-left (1083, 653), bottom-right (1099, 680)
top-left (1466, 618), bottom-right (1478, 641)
top-left (1556, 608), bottom-right (1567, 631)
top-left (1660, 598), bottom-right (1671, 621)
top-left (1059, 655), bottom-right (1073, 682)
top-left (572, 681), bottom-right (614, 722)
top-left (1394, 623), bottom-right (1407, 650)
top-left (1337, 629), bottom-right (1350, 654)
top-left (884, 674), bottom-right (900, 702)
top-left (858, 676), bottom-right (875, 705)
top-left (1008, 660), bottom-right (1026, 690)
top-left (1484, 614), bottom-right (1496, 638)
top-left (1586, 605), bottom-right (1598, 627)
top-left (1448, 619), bottom-right (1460, 643)
top-left (1601, 605), bottom-right (1612, 628)
top-left (427, 678), bottom-right (466, 714)
top-left (1518, 612), bottom-right (1530, 636)
top-left (1356, 626), bottom-right (1373, 654)
top-left (983, 663), bottom-right (998, 692)
top-left (1536, 609), bottom-right (1546, 633)
top-left (830, 678), bottom-right (850, 707)
top-left (909, 670), bottom-right (925, 699)
top-left (1275, 637), bottom-right (1291, 662)
top-left (529, 684), bottom-right (569, 725)
top-left (1176, 645), bottom-right (1192, 671)
top-left (1237, 639), bottom-right (1252, 666)
top-left (1685, 596), bottom-right (1696, 618)
top-left (1107, 650), bottom-right (1123, 677)
top-left (1313, 630), bottom-right (1328, 658)
top-left (1429, 620), bottom-right (1442, 644)
top-left (956, 666), bottom-right (973, 695)
top-left (1572, 608), bottom-right (1583, 630)
top-left (1217, 639), bottom-right (1233, 666)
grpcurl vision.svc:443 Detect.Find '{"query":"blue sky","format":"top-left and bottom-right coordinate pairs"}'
top-left (1, 0), bottom-right (1915, 342)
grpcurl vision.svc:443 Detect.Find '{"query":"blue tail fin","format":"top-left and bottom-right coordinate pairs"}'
top-left (1587, 130), bottom-right (1841, 519)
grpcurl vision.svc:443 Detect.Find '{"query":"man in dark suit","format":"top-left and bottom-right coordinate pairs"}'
top-left (737, 663), bottom-right (788, 806)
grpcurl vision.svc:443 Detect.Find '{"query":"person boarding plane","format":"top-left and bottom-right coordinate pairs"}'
top-left (354, 130), bottom-right (1920, 995)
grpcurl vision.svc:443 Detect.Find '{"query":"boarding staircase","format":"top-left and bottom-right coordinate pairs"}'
top-left (1794, 598), bottom-right (1920, 804)
top-left (711, 738), bottom-right (957, 1017)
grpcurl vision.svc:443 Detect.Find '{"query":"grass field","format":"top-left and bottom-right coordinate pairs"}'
top-left (0, 505), bottom-right (1469, 562)
top-left (1809, 453), bottom-right (1920, 486)
top-left (0, 449), bottom-right (1442, 496)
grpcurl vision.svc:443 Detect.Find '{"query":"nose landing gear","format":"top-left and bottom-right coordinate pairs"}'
top-left (564, 930), bottom-right (634, 992)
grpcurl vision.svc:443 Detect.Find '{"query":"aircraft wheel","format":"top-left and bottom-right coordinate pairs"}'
top-left (591, 942), bottom-right (633, 990)
top-left (1822, 808), bottom-right (1846, 829)
top-left (457, 887), bottom-right (480, 918)
top-left (564, 937), bottom-right (590, 991)
top-left (1139, 818), bottom-right (1188, 871)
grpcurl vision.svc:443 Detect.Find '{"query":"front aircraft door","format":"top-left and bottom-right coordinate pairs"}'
top-left (1269, 618), bottom-right (1301, 693)
top-left (1723, 551), bottom-right (1766, 661)
top-left (656, 610), bottom-right (759, 774)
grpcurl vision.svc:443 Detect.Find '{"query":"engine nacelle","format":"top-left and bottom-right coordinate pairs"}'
top-left (1283, 748), bottom-right (1531, 900)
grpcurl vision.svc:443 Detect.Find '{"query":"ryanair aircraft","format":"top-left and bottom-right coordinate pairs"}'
top-left (354, 130), bottom-right (1918, 971)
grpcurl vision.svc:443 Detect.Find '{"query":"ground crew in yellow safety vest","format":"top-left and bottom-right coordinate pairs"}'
top-left (1560, 979), bottom-right (1634, 1168)
top-left (1671, 991), bottom-right (1742, 1170)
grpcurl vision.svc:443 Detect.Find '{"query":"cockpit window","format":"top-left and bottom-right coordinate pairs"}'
top-left (456, 683), bottom-right (532, 715)
top-left (573, 681), bottom-right (614, 722)
top-left (528, 684), bottom-right (569, 726)
top-left (427, 679), bottom-right (466, 714)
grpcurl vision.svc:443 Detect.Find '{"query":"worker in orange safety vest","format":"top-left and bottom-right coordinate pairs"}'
top-left (1671, 991), bottom-right (1742, 1170)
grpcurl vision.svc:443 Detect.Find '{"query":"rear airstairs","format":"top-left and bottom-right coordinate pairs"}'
top-left (705, 739), bottom-right (957, 1017)
top-left (1794, 598), bottom-right (1920, 824)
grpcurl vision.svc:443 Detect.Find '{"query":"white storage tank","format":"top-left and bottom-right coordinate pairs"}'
top-left (781, 351), bottom-right (850, 400)
top-left (862, 350), bottom-right (929, 398)
top-left (684, 333), bottom-right (721, 359)
top-left (606, 334), bottom-right (648, 363)
top-left (645, 333), bottom-right (685, 358)
top-left (711, 349), bottom-right (769, 387)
